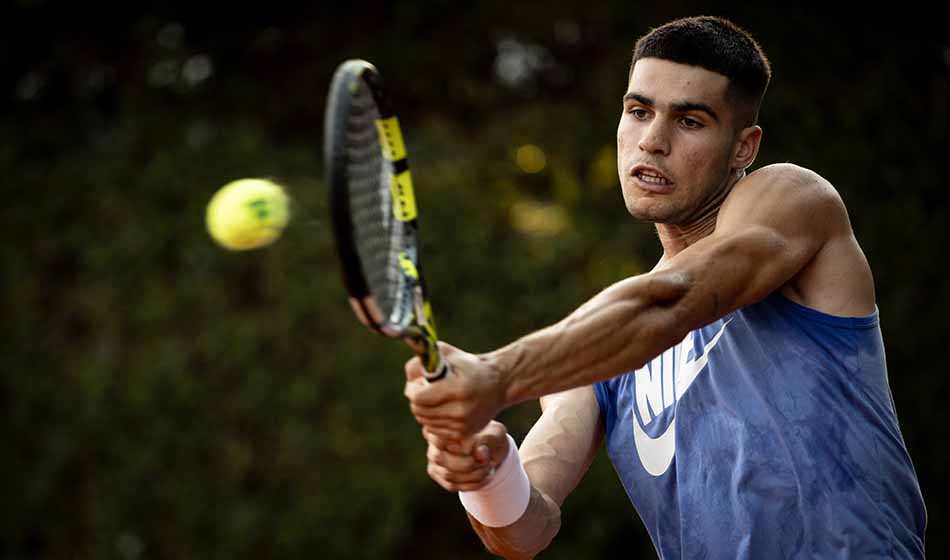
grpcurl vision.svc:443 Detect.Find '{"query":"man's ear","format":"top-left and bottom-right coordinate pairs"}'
top-left (733, 125), bottom-right (762, 170)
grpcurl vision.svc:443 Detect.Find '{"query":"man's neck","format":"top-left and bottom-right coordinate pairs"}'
top-left (656, 168), bottom-right (746, 258)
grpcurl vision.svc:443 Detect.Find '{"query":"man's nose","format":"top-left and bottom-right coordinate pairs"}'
top-left (638, 119), bottom-right (671, 155)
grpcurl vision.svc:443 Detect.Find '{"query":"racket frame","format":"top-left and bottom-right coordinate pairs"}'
top-left (325, 59), bottom-right (447, 381)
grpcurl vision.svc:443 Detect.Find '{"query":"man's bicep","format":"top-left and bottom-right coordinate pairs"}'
top-left (522, 386), bottom-right (603, 507)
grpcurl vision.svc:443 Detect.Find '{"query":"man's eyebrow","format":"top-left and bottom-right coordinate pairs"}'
top-left (672, 101), bottom-right (719, 122)
top-left (623, 92), bottom-right (720, 123)
top-left (623, 92), bottom-right (653, 106)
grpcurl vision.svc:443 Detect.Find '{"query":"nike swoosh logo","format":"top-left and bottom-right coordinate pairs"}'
top-left (633, 319), bottom-right (732, 476)
top-left (632, 410), bottom-right (677, 476)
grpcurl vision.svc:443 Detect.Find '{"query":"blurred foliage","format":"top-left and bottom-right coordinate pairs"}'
top-left (1, 1), bottom-right (946, 558)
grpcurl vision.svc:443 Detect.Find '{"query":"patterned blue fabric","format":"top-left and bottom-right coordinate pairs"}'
top-left (594, 292), bottom-right (926, 558)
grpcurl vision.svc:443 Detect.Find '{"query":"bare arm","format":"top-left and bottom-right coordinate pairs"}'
top-left (491, 164), bottom-right (856, 404)
top-left (424, 387), bottom-right (603, 559)
top-left (406, 164), bottom-right (867, 438)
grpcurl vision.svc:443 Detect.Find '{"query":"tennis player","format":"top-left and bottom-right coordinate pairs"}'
top-left (404, 16), bottom-right (926, 559)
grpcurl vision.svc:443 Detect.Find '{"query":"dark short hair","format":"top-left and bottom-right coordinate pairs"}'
top-left (630, 16), bottom-right (771, 127)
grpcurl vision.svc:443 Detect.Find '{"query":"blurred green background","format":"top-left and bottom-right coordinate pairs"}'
top-left (2, 1), bottom-right (946, 558)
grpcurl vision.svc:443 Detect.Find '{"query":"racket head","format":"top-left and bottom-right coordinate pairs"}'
top-left (324, 59), bottom-right (445, 380)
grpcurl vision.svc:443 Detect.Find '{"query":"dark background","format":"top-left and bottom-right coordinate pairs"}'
top-left (2, 1), bottom-right (946, 558)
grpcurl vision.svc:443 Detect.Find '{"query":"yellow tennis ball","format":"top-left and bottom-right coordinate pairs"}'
top-left (206, 178), bottom-right (290, 250)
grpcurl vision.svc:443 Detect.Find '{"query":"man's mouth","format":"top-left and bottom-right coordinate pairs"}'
top-left (636, 171), bottom-right (670, 185)
top-left (633, 168), bottom-right (671, 185)
top-left (630, 165), bottom-right (674, 192)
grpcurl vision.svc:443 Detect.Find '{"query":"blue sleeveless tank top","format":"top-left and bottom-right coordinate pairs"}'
top-left (594, 292), bottom-right (926, 558)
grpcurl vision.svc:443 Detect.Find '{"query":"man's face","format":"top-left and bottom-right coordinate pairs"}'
top-left (617, 58), bottom-right (739, 224)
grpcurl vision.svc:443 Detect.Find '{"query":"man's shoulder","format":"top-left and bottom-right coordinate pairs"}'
top-left (740, 163), bottom-right (842, 205)
top-left (722, 163), bottom-right (849, 230)
top-left (728, 164), bottom-right (874, 315)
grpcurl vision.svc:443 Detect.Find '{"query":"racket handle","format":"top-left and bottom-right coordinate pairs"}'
top-left (423, 350), bottom-right (449, 382)
top-left (419, 341), bottom-right (480, 459)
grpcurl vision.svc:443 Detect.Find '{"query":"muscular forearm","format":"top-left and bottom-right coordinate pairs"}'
top-left (478, 167), bottom-right (833, 408)
top-left (486, 270), bottom-right (696, 405)
top-left (467, 487), bottom-right (561, 560)
top-left (464, 387), bottom-right (602, 559)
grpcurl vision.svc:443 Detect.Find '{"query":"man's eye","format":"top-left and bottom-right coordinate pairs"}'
top-left (681, 117), bottom-right (703, 129)
top-left (629, 108), bottom-right (648, 119)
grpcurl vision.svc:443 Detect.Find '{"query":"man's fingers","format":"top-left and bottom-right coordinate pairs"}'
top-left (426, 462), bottom-right (493, 489)
top-left (410, 398), bottom-right (481, 426)
top-left (405, 356), bottom-right (426, 382)
top-left (411, 410), bottom-right (465, 431)
top-left (426, 443), bottom-right (487, 474)
top-left (421, 424), bottom-right (468, 442)
top-left (411, 411), bottom-right (464, 431)
top-left (410, 401), bottom-right (473, 432)
top-left (475, 420), bottom-right (512, 466)
top-left (421, 426), bottom-right (449, 448)
top-left (414, 413), bottom-right (488, 442)
top-left (473, 444), bottom-right (491, 463)
top-left (420, 417), bottom-right (514, 493)
top-left (428, 470), bottom-right (493, 493)
top-left (422, 427), bottom-right (466, 454)
top-left (403, 345), bottom-right (470, 408)
top-left (403, 375), bottom-right (456, 407)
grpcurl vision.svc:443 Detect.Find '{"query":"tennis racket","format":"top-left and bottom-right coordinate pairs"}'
top-left (324, 59), bottom-right (447, 382)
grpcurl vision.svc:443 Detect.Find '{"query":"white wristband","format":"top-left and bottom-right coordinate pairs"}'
top-left (458, 434), bottom-right (531, 527)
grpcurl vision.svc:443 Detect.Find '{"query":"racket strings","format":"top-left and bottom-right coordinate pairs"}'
top-left (344, 80), bottom-right (408, 323)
